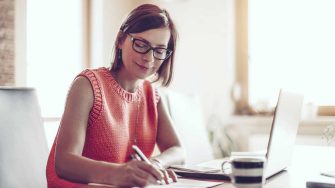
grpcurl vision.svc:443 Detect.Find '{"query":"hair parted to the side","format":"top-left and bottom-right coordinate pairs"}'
top-left (110, 4), bottom-right (177, 87)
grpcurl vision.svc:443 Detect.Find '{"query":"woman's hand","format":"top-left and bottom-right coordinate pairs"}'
top-left (161, 169), bottom-right (178, 184)
top-left (107, 160), bottom-right (165, 187)
top-left (150, 158), bottom-right (178, 184)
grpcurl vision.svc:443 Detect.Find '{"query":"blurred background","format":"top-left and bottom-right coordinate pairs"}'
top-left (1, 0), bottom-right (335, 155)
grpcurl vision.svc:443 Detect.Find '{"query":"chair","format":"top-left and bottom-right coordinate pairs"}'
top-left (0, 87), bottom-right (48, 187)
top-left (161, 90), bottom-right (214, 165)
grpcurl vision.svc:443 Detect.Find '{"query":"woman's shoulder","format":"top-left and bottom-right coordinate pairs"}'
top-left (62, 76), bottom-right (95, 117)
top-left (78, 67), bottom-right (109, 78)
top-left (72, 70), bottom-right (104, 123)
top-left (72, 76), bottom-right (91, 88)
top-left (76, 67), bottom-right (111, 90)
top-left (70, 76), bottom-right (94, 99)
top-left (73, 68), bottom-right (104, 101)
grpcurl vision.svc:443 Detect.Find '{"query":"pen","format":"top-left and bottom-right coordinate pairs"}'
top-left (132, 145), bottom-right (151, 164)
top-left (132, 145), bottom-right (174, 184)
top-left (132, 145), bottom-right (170, 185)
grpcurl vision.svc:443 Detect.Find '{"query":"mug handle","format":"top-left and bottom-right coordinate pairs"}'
top-left (221, 160), bottom-right (232, 175)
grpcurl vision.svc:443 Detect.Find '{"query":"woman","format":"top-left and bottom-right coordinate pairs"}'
top-left (46, 4), bottom-right (185, 187)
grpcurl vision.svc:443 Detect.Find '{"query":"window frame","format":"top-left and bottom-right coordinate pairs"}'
top-left (235, 0), bottom-right (335, 116)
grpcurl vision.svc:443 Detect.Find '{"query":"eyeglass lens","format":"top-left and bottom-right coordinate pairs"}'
top-left (132, 39), bottom-right (171, 60)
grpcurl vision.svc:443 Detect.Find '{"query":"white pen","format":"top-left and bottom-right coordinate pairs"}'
top-left (132, 145), bottom-right (168, 185)
top-left (132, 145), bottom-right (151, 164)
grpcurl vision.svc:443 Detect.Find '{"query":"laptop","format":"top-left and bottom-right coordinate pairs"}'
top-left (261, 89), bottom-right (304, 178)
top-left (172, 89), bottom-right (304, 180)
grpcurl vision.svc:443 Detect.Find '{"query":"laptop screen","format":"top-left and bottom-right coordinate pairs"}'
top-left (265, 89), bottom-right (304, 178)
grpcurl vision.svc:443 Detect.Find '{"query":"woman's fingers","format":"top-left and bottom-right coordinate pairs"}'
top-left (166, 169), bottom-right (178, 182)
top-left (161, 169), bottom-right (177, 184)
top-left (129, 160), bottom-right (165, 185)
top-left (136, 161), bottom-right (165, 181)
top-left (123, 161), bottom-right (180, 186)
top-left (162, 170), bottom-right (170, 184)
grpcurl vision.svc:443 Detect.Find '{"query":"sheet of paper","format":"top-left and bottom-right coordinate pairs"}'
top-left (169, 164), bottom-right (221, 173)
top-left (197, 159), bottom-right (226, 169)
top-left (146, 178), bottom-right (224, 188)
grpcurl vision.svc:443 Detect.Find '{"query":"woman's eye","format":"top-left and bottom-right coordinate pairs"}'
top-left (155, 49), bottom-right (165, 54)
top-left (134, 41), bottom-right (147, 48)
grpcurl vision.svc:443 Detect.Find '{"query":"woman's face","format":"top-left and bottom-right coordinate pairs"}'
top-left (119, 27), bottom-right (171, 80)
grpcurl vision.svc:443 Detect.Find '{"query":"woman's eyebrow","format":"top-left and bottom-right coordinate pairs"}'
top-left (135, 36), bottom-right (168, 48)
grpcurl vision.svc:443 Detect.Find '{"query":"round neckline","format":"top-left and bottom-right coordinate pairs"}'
top-left (100, 67), bottom-right (142, 102)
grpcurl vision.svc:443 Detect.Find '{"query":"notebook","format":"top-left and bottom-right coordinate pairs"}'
top-left (172, 89), bottom-right (304, 180)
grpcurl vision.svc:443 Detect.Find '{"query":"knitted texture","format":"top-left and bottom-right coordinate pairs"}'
top-left (46, 67), bottom-right (160, 187)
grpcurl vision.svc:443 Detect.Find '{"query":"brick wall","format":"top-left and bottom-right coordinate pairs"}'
top-left (0, 0), bottom-right (15, 86)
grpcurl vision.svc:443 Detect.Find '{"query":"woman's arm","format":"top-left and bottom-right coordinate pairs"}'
top-left (153, 96), bottom-right (186, 168)
top-left (55, 76), bottom-right (115, 184)
top-left (55, 76), bottom-right (163, 186)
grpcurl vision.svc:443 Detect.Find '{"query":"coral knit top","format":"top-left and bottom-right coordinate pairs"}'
top-left (46, 67), bottom-right (160, 188)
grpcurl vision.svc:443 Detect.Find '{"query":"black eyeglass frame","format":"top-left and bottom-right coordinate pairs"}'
top-left (127, 34), bottom-right (173, 61)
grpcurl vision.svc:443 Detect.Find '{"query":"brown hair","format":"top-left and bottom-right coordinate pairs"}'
top-left (110, 4), bottom-right (177, 87)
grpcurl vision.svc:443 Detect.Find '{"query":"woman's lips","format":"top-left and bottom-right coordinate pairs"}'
top-left (136, 63), bottom-right (150, 71)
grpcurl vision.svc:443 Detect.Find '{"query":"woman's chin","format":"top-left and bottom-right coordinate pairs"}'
top-left (136, 68), bottom-right (155, 79)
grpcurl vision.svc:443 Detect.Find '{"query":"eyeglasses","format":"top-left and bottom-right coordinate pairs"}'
top-left (128, 34), bottom-right (173, 60)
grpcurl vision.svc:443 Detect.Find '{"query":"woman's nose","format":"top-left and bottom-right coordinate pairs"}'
top-left (142, 49), bottom-right (155, 64)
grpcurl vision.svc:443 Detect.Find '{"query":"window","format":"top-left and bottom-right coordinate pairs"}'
top-left (236, 0), bottom-right (335, 116)
top-left (27, 0), bottom-right (87, 118)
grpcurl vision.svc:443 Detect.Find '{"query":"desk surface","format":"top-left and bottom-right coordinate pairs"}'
top-left (81, 145), bottom-right (335, 188)
top-left (217, 145), bottom-right (335, 188)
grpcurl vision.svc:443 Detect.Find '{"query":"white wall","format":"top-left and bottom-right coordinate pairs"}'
top-left (90, 0), bottom-right (236, 123)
